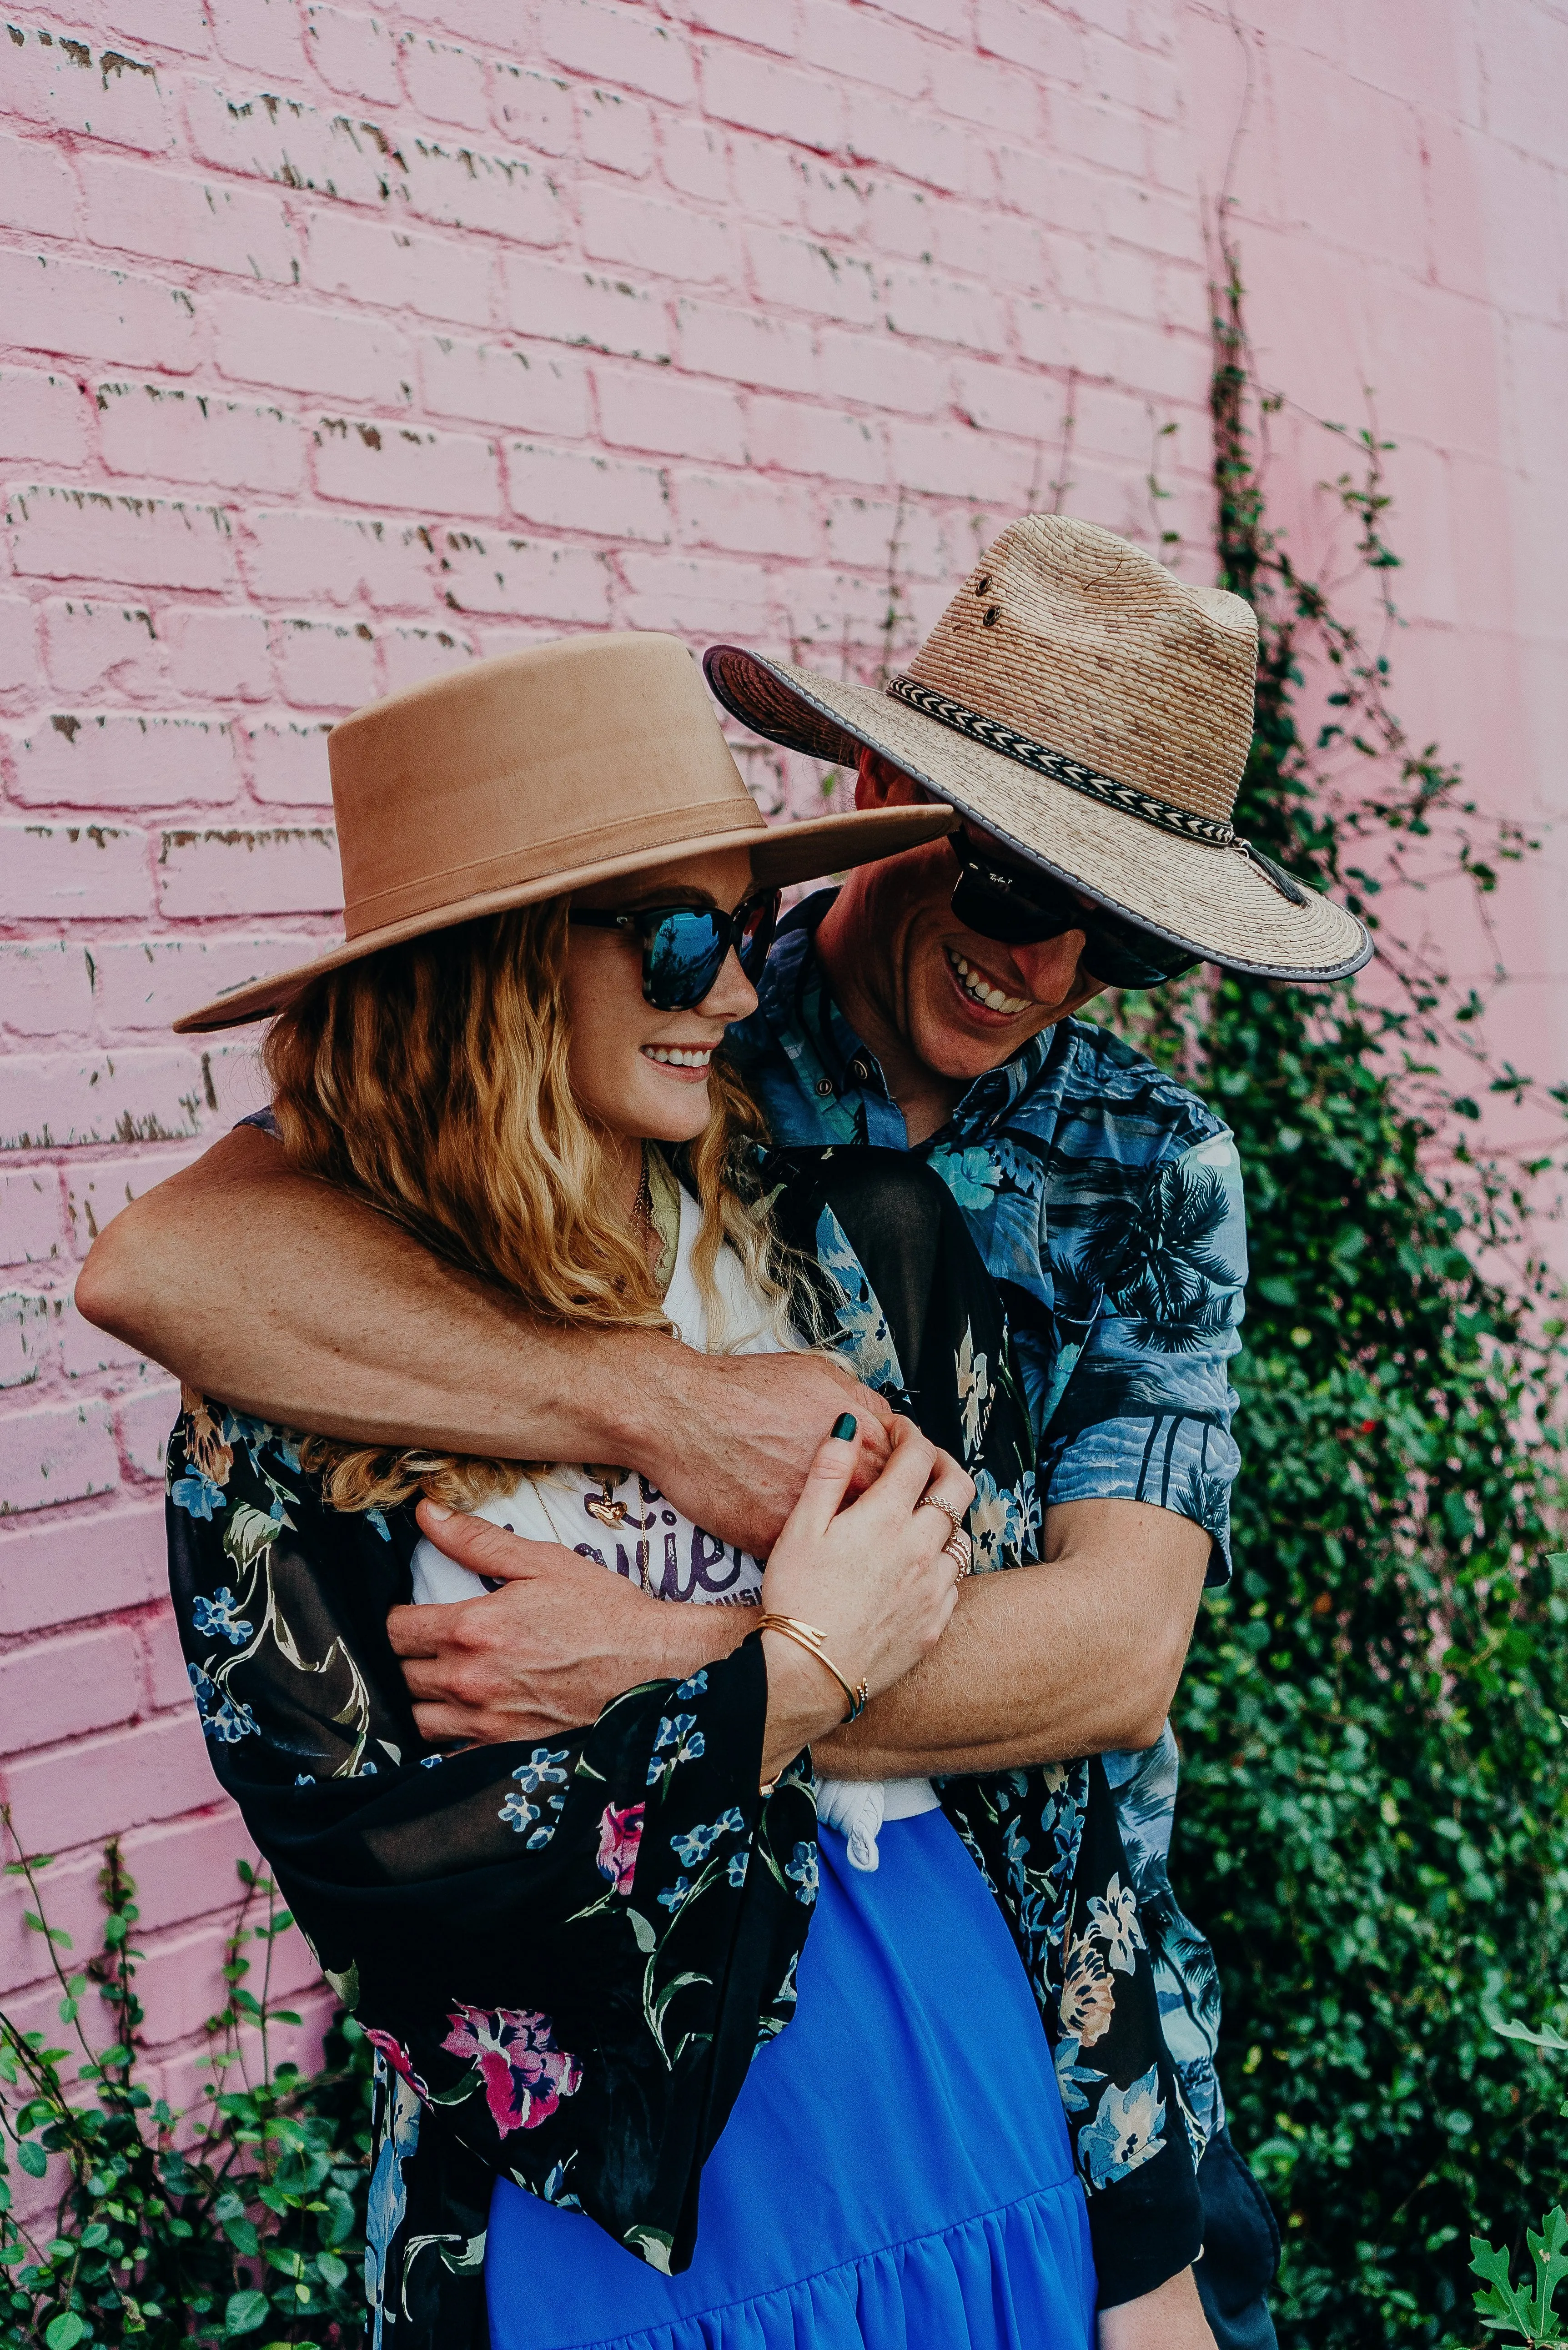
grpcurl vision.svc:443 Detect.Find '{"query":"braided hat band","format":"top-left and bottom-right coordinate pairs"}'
top-left (884, 673), bottom-right (1236, 849)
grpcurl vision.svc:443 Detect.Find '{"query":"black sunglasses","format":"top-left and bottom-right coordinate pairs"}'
top-left (949, 830), bottom-right (1201, 991)
top-left (570, 887), bottom-right (781, 1010)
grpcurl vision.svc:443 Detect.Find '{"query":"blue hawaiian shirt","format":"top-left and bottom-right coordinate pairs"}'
top-left (728, 890), bottom-right (1250, 2146)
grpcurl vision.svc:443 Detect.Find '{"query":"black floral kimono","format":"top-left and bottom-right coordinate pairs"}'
top-left (166, 1147), bottom-right (1201, 2346)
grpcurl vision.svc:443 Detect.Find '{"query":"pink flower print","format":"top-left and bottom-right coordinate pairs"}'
top-left (362, 2028), bottom-right (429, 2100)
top-left (596, 1802), bottom-right (644, 1896)
top-left (441, 2003), bottom-right (583, 2137)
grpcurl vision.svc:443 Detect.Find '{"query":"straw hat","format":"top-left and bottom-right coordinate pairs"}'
top-left (174, 632), bottom-right (955, 1034)
top-left (704, 514), bottom-right (1370, 981)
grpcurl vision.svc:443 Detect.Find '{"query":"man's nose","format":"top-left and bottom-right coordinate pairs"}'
top-left (1009, 929), bottom-right (1087, 1002)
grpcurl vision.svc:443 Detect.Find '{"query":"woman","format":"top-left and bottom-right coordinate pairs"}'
top-left (165, 636), bottom-right (1203, 2348)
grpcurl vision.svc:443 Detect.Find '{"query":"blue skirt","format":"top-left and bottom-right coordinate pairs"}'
top-left (486, 1807), bottom-right (1096, 2350)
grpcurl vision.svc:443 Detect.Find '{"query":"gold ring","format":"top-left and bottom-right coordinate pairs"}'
top-left (918, 1494), bottom-right (965, 1537)
top-left (942, 1527), bottom-right (973, 1579)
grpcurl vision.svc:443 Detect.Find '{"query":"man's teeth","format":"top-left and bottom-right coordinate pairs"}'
top-left (643, 1045), bottom-right (713, 1067)
top-left (947, 948), bottom-right (1028, 1015)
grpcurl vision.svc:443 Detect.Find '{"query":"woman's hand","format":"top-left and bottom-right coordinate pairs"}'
top-left (756, 1414), bottom-right (973, 1780)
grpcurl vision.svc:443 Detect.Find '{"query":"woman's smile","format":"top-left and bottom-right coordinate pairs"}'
top-left (641, 1041), bottom-right (717, 1077)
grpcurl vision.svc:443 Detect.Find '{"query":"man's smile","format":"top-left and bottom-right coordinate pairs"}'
top-left (943, 943), bottom-right (1030, 1019)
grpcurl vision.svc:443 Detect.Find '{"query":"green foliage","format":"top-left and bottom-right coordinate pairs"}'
top-left (1473, 2208), bottom-right (1568, 2347)
top-left (0, 1811), bottom-right (373, 2348)
top-left (1115, 241), bottom-right (1568, 2346)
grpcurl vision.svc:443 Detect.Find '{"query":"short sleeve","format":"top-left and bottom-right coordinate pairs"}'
top-left (1040, 1131), bottom-right (1248, 1584)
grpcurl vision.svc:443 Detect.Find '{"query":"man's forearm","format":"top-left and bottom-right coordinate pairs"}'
top-left (76, 1127), bottom-right (683, 1460)
top-left (75, 1128), bottom-right (891, 1559)
top-left (814, 1500), bottom-right (1211, 1778)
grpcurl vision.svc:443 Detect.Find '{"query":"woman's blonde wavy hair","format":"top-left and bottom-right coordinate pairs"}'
top-left (262, 897), bottom-right (796, 1516)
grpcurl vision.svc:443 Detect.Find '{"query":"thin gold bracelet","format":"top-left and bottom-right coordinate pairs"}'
top-left (754, 1612), bottom-right (869, 1724)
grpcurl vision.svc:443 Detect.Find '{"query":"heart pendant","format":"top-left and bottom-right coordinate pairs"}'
top-left (585, 1497), bottom-right (629, 1528)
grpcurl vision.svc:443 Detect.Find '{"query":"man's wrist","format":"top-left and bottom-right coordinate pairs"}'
top-left (558, 1326), bottom-right (704, 1481)
top-left (647, 1592), bottom-right (749, 1685)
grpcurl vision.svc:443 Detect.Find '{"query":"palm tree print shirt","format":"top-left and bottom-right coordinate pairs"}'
top-left (727, 890), bottom-right (1251, 2149)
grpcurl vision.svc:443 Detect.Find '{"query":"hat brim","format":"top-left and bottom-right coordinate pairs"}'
top-left (172, 801), bottom-right (955, 1034)
top-left (704, 645), bottom-right (1372, 984)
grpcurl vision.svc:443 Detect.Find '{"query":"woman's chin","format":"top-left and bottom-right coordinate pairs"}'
top-left (623, 1069), bottom-right (714, 1145)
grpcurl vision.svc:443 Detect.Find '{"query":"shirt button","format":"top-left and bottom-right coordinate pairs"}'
top-left (848, 1057), bottom-right (870, 1083)
top-left (816, 1078), bottom-right (834, 1097)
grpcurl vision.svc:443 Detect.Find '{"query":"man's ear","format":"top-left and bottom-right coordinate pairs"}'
top-left (854, 745), bottom-right (925, 811)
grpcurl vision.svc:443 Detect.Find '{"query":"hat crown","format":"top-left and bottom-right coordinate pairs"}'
top-left (906, 514), bottom-right (1258, 825)
top-left (328, 633), bottom-right (762, 942)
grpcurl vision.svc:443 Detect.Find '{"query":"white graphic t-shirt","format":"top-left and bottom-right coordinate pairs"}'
top-left (411, 1182), bottom-right (782, 1609)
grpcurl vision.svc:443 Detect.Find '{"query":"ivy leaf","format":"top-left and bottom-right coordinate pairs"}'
top-left (17, 2141), bottom-right (47, 2179)
top-left (224, 2287), bottom-right (270, 2335)
top-left (44, 2315), bottom-right (85, 2350)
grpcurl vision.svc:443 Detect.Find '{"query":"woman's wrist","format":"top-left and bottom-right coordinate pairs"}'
top-left (759, 1628), bottom-right (844, 1782)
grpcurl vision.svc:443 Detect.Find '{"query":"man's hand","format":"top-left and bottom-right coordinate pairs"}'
top-left (75, 1125), bottom-right (893, 1559)
top-left (1099, 2266), bottom-right (1217, 2350)
top-left (643, 1354), bottom-right (892, 1555)
top-left (388, 1501), bottom-right (747, 1745)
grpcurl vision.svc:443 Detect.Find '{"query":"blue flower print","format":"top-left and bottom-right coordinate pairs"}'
top-left (785, 1841), bottom-right (818, 1907)
top-left (969, 1469), bottom-right (1023, 1571)
top-left (420, 1753), bottom-right (445, 1769)
top-left (171, 1468), bottom-right (226, 1521)
top-left (512, 1747), bottom-right (571, 1797)
top-left (366, 2064), bottom-right (422, 2350)
top-left (648, 1715), bottom-right (705, 1780)
top-left (295, 1773), bottom-right (316, 1788)
top-left (187, 1661), bottom-right (256, 1745)
top-left (541, 2159), bottom-right (582, 2212)
top-left (929, 1143), bottom-right (999, 1213)
top-left (500, 1791), bottom-right (539, 1835)
top-left (1079, 2063), bottom-right (1166, 2188)
top-left (658, 1876), bottom-right (691, 1913)
top-left (814, 1205), bottom-right (905, 1391)
top-left (727, 1849), bottom-right (749, 1888)
top-left (1053, 2035), bottom-right (1103, 2116)
top-left (670, 1808), bottom-right (745, 1868)
top-left (365, 1506), bottom-right (391, 1542)
top-left (190, 1587), bottom-right (253, 1647)
top-left (673, 1670), bottom-right (708, 1701)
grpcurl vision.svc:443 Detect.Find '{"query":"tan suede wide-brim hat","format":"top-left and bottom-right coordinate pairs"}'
top-left (175, 632), bottom-right (955, 1034)
top-left (705, 515), bottom-right (1371, 983)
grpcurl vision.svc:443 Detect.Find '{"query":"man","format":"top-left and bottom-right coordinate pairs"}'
top-left (80, 515), bottom-right (1367, 2350)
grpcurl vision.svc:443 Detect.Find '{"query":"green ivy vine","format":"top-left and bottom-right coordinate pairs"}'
top-left (1113, 236), bottom-right (1568, 2347)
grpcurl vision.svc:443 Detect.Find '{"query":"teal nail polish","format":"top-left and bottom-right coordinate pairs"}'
top-left (831, 1412), bottom-right (858, 1442)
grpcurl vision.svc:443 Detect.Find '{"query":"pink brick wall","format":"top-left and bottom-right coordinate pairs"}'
top-left (3, 0), bottom-right (1566, 2123)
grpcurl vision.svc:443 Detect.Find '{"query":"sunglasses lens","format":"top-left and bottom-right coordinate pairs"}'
top-left (950, 868), bottom-right (1079, 946)
top-left (643, 910), bottom-right (726, 1009)
top-left (1081, 926), bottom-right (1202, 991)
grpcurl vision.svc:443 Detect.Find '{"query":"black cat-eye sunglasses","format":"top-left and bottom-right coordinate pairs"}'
top-left (570, 887), bottom-right (782, 1010)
